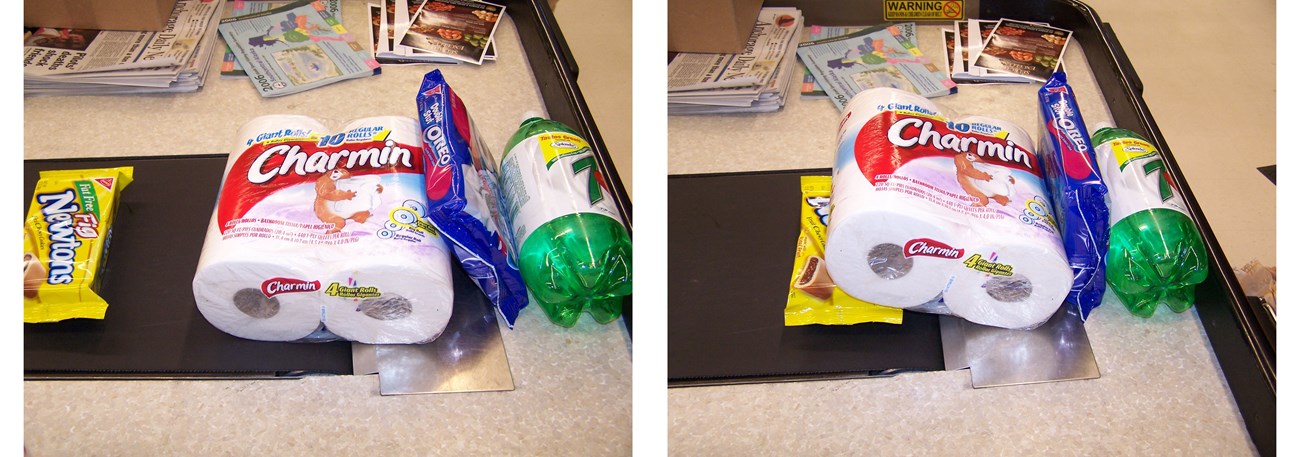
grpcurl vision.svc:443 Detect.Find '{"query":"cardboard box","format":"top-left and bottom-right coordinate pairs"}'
top-left (24, 0), bottom-right (180, 32)
top-left (667, 0), bottom-right (763, 54)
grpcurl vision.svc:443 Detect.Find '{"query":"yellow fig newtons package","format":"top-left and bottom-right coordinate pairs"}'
top-left (24, 167), bottom-right (134, 323)
top-left (785, 176), bottom-right (902, 326)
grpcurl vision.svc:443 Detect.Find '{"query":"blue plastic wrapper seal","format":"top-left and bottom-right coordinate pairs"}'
top-left (416, 70), bottom-right (528, 327)
top-left (1036, 72), bottom-right (1110, 319)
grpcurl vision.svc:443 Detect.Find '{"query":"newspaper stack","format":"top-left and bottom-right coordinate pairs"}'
top-left (23, 0), bottom-right (226, 96)
top-left (667, 7), bottom-right (803, 115)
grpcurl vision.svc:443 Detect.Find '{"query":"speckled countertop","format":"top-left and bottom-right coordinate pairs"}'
top-left (23, 6), bottom-right (632, 456)
top-left (667, 21), bottom-right (1261, 457)
top-left (668, 301), bottom-right (1253, 456)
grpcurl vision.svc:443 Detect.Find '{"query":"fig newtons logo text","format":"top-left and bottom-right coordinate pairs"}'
top-left (34, 190), bottom-right (85, 285)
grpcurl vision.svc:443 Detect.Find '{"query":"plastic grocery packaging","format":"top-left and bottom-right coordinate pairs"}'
top-left (784, 175), bottom-right (902, 326)
top-left (416, 69), bottom-right (530, 327)
top-left (1091, 125), bottom-right (1208, 317)
top-left (24, 166), bottom-right (134, 323)
top-left (824, 88), bottom-right (1072, 330)
top-left (498, 112), bottom-right (632, 327)
top-left (1036, 71), bottom-right (1110, 319)
top-left (192, 115), bottom-right (455, 344)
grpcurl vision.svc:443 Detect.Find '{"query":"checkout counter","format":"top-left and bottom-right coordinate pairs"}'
top-left (666, 0), bottom-right (1275, 455)
top-left (23, 0), bottom-right (634, 454)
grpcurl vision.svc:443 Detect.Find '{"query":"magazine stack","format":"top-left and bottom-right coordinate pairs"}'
top-left (667, 7), bottom-right (803, 115)
top-left (944, 19), bottom-right (1072, 85)
top-left (23, 0), bottom-right (226, 96)
top-left (218, 0), bottom-right (389, 97)
top-left (218, 0), bottom-right (347, 79)
top-left (795, 22), bottom-right (956, 111)
top-left (369, 0), bottom-right (502, 65)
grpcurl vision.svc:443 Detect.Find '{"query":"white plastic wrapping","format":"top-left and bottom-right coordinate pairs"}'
top-left (824, 88), bottom-right (1072, 329)
top-left (193, 115), bottom-right (455, 343)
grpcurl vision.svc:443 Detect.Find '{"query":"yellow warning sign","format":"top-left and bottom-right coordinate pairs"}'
top-left (884, 0), bottom-right (965, 21)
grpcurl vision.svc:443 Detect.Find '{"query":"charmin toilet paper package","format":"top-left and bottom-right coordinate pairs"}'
top-left (824, 88), bottom-right (1072, 329)
top-left (192, 256), bottom-right (327, 341)
top-left (825, 204), bottom-right (966, 309)
top-left (193, 114), bottom-right (455, 344)
top-left (322, 254), bottom-right (453, 344)
top-left (944, 237), bottom-right (1073, 329)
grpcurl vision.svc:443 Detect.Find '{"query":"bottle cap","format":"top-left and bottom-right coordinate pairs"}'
top-left (1091, 120), bottom-right (1115, 134)
top-left (520, 110), bottom-right (545, 126)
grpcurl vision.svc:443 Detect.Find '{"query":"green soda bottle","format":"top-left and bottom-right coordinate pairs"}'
top-left (1091, 124), bottom-right (1208, 317)
top-left (498, 112), bottom-right (632, 327)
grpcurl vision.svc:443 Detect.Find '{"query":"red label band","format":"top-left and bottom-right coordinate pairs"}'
top-left (904, 238), bottom-right (965, 259)
top-left (854, 112), bottom-right (1041, 186)
top-left (261, 278), bottom-right (321, 297)
top-left (217, 139), bottom-right (423, 232)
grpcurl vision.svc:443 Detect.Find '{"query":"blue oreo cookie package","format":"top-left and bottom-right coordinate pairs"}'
top-left (1036, 72), bottom-right (1110, 320)
top-left (416, 70), bottom-right (528, 326)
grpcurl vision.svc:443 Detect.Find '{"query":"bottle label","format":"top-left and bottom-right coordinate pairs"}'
top-left (499, 130), bottom-right (622, 250)
top-left (1095, 136), bottom-right (1191, 223)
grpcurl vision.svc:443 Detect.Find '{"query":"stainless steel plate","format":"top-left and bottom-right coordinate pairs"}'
top-left (943, 305), bottom-right (1100, 388)
top-left (373, 293), bottom-right (515, 395)
top-left (352, 343), bottom-right (379, 375)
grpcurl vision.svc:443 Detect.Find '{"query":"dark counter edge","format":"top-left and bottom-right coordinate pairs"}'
top-left (669, 1), bottom-right (1273, 454)
top-left (669, 368), bottom-right (917, 388)
top-left (25, 370), bottom-right (315, 381)
top-left (510, 0), bottom-right (633, 339)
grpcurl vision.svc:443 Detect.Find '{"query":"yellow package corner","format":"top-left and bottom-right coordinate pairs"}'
top-left (24, 166), bottom-right (134, 323)
top-left (784, 176), bottom-right (903, 326)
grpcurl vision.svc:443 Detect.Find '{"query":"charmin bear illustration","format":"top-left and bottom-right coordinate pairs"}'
top-left (314, 167), bottom-right (383, 233)
top-left (954, 152), bottom-right (1016, 207)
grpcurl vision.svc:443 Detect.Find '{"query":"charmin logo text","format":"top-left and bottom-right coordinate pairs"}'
top-left (261, 278), bottom-right (321, 297)
top-left (904, 238), bottom-right (964, 259)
